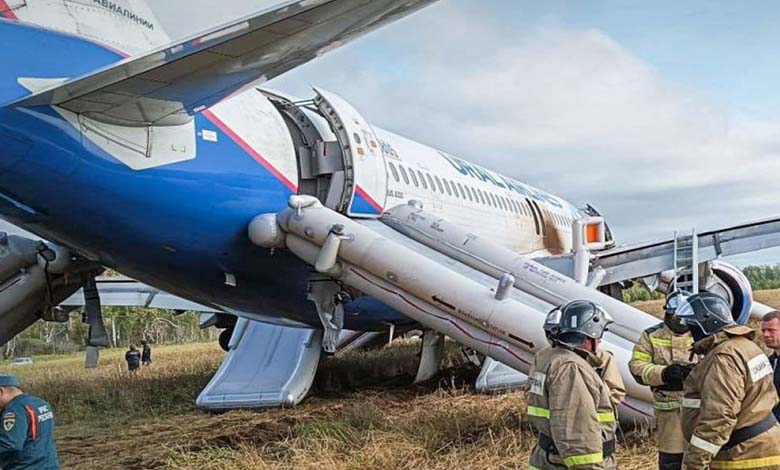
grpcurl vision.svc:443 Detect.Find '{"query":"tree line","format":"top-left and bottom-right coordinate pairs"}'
top-left (3, 307), bottom-right (219, 359)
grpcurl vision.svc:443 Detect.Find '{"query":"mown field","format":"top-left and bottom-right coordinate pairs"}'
top-left (3, 290), bottom-right (779, 469)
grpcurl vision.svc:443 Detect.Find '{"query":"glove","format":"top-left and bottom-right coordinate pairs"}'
top-left (661, 364), bottom-right (691, 390)
top-left (679, 363), bottom-right (695, 379)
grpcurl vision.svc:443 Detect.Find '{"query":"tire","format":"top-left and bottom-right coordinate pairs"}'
top-left (218, 328), bottom-right (233, 352)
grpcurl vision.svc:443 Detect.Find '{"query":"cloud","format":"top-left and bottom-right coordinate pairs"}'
top-left (272, 2), bottom-right (780, 251)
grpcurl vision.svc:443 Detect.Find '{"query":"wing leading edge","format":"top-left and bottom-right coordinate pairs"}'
top-left (8, 0), bottom-right (438, 126)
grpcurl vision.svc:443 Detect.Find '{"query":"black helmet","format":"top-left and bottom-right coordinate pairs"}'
top-left (674, 292), bottom-right (734, 337)
top-left (543, 300), bottom-right (614, 345)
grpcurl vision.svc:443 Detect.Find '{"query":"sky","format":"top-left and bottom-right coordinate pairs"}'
top-left (8, 0), bottom-right (780, 266)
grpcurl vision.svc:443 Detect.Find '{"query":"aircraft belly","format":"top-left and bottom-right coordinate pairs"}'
top-left (0, 103), bottom-right (413, 330)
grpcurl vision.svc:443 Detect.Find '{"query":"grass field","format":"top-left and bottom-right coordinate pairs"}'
top-left (4, 290), bottom-right (780, 469)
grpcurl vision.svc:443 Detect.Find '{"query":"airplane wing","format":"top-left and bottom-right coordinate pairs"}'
top-left (61, 277), bottom-right (221, 312)
top-left (537, 216), bottom-right (780, 285)
top-left (8, 0), bottom-right (437, 126)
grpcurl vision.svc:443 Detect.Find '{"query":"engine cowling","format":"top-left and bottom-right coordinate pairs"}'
top-left (658, 261), bottom-right (753, 324)
top-left (704, 261), bottom-right (753, 324)
top-left (0, 233), bottom-right (99, 346)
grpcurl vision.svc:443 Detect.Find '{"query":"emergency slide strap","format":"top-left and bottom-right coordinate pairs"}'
top-left (721, 413), bottom-right (777, 452)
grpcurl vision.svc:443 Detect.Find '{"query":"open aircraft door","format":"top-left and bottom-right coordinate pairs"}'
top-left (313, 88), bottom-right (387, 217)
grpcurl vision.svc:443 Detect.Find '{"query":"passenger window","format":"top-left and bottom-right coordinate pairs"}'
top-left (388, 163), bottom-right (400, 182)
top-left (399, 165), bottom-right (410, 185)
top-left (442, 178), bottom-right (452, 196)
top-left (456, 183), bottom-right (466, 200)
top-left (434, 176), bottom-right (444, 193)
top-left (489, 193), bottom-right (497, 207)
top-left (410, 169), bottom-right (419, 187)
top-left (501, 197), bottom-right (509, 211)
top-left (478, 189), bottom-right (486, 205)
top-left (426, 173), bottom-right (436, 192)
top-left (417, 170), bottom-right (428, 189)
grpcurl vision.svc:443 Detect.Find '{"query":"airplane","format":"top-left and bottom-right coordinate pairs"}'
top-left (2, 0), bottom-right (780, 421)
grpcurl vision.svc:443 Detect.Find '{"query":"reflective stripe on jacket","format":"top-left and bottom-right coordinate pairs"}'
top-left (682, 325), bottom-right (780, 470)
top-left (629, 323), bottom-right (697, 453)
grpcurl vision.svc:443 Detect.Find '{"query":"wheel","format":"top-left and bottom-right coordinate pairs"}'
top-left (218, 328), bottom-right (233, 352)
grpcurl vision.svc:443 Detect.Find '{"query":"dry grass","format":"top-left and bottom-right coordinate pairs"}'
top-left (21, 290), bottom-right (780, 469)
top-left (57, 387), bottom-right (657, 469)
top-left (28, 340), bottom-right (657, 469)
top-left (0, 343), bottom-right (224, 426)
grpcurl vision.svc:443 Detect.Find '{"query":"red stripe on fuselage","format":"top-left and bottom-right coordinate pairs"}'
top-left (355, 185), bottom-right (383, 212)
top-left (202, 110), bottom-right (298, 193)
top-left (0, 0), bottom-right (18, 20)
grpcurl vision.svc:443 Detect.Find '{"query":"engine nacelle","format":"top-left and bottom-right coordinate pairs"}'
top-left (0, 233), bottom-right (100, 346)
top-left (657, 261), bottom-right (752, 324)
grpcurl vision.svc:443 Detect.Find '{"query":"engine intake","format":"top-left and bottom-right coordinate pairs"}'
top-left (657, 261), bottom-right (752, 324)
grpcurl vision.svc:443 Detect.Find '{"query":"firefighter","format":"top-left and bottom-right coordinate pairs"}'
top-left (527, 300), bottom-right (619, 470)
top-left (676, 292), bottom-right (780, 469)
top-left (543, 314), bottom-right (625, 411)
top-left (0, 375), bottom-right (59, 469)
top-left (629, 290), bottom-right (697, 470)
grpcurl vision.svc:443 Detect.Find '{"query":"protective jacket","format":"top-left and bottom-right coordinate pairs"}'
top-left (629, 323), bottom-right (697, 453)
top-left (0, 394), bottom-right (59, 469)
top-left (596, 348), bottom-right (626, 412)
top-left (681, 325), bottom-right (780, 470)
top-left (526, 345), bottom-right (618, 470)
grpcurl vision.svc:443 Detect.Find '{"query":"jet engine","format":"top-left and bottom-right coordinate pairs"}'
top-left (0, 233), bottom-right (100, 346)
top-left (658, 260), bottom-right (753, 324)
